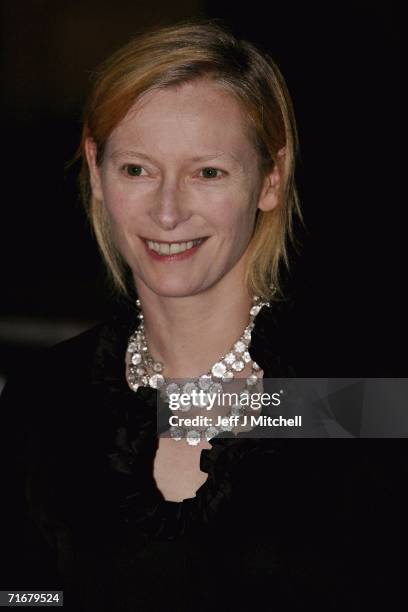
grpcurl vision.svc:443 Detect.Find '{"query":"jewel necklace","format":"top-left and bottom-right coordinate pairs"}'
top-left (126, 295), bottom-right (269, 445)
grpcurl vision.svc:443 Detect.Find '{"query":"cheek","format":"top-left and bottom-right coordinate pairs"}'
top-left (209, 193), bottom-right (257, 240)
top-left (101, 183), bottom-right (140, 229)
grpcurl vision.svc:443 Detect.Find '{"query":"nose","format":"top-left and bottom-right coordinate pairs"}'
top-left (150, 175), bottom-right (191, 231)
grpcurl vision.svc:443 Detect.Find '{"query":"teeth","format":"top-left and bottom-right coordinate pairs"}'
top-left (146, 239), bottom-right (203, 255)
top-left (170, 240), bottom-right (193, 254)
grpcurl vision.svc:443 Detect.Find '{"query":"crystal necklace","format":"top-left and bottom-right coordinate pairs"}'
top-left (126, 295), bottom-right (269, 445)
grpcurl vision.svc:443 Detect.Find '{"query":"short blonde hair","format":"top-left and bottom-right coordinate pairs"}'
top-left (76, 20), bottom-right (303, 302)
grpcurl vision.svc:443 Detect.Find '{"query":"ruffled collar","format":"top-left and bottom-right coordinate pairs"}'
top-left (85, 297), bottom-right (295, 549)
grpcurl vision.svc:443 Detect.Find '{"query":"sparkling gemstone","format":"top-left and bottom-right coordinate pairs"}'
top-left (252, 362), bottom-right (261, 371)
top-left (212, 362), bottom-right (227, 378)
top-left (204, 427), bottom-right (219, 441)
top-left (166, 383), bottom-right (180, 396)
top-left (127, 372), bottom-right (136, 384)
top-left (130, 382), bottom-right (140, 392)
top-left (209, 382), bottom-right (223, 396)
top-left (136, 366), bottom-right (147, 376)
top-left (149, 374), bottom-right (165, 389)
top-left (219, 419), bottom-right (233, 432)
top-left (253, 296), bottom-right (260, 302)
top-left (232, 360), bottom-right (245, 372)
top-left (141, 376), bottom-right (149, 386)
top-left (248, 322), bottom-right (255, 330)
top-left (127, 342), bottom-right (138, 353)
top-left (222, 370), bottom-right (234, 382)
top-left (186, 430), bottom-right (201, 446)
top-left (250, 305), bottom-right (262, 316)
top-left (243, 330), bottom-right (252, 341)
top-left (246, 374), bottom-right (258, 386)
top-left (224, 352), bottom-right (236, 365)
top-left (153, 362), bottom-right (163, 373)
top-left (179, 401), bottom-right (191, 412)
top-left (169, 426), bottom-right (183, 441)
top-left (198, 375), bottom-right (212, 390)
top-left (137, 312), bottom-right (144, 319)
top-left (182, 382), bottom-right (198, 395)
top-left (231, 403), bottom-right (242, 416)
top-left (234, 340), bottom-right (246, 353)
top-left (243, 351), bottom-right (251, 363)
top-left (131, 353), bottom-right (142, 365)
top-left (136, 298), bottom-right (141, 306)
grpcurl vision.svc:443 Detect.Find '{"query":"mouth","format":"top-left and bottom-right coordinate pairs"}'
top-left (141, 236), bottom-right (209, 260)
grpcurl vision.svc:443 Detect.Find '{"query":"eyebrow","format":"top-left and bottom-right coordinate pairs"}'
top-left (110, 150), bottom-right (243, 167)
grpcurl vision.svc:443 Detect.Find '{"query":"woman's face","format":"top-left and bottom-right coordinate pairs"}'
top-left (86, 79), bottom-right (280, 299)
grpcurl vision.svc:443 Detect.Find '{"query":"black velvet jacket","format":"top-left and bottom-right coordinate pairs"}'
top-left (0, 300), bottom-right (406, 611)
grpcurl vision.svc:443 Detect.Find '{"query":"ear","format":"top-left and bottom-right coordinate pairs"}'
top-left (257, 147), bottom-right (286, 212)
top-left (84, 137), bottom-right (103, 201)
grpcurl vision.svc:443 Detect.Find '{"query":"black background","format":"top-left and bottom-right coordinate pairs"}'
top-left (0, 0), bottom-right (404, 378)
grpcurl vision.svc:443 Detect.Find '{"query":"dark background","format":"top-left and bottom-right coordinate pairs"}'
top-left (0, 0), bottom-right (404, 386)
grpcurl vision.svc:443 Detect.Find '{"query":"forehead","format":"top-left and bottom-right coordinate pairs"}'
top-left (106, 79), bottom-right (255, 157)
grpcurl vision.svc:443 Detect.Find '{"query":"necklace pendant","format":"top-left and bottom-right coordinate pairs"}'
top-left (198, 375), bottom-right (212, 390)
top-left (186, 430), bottom-right (201, 446)
top-left (127, 294), bottom-right (268, 442)
top-left (205, 426), bottom-right (219, 441)
top-left (231, 360), bottom-right (245, 372)
top-left (131, 353), bottom-right (142, 365)
top-left (231, 403), bottom-right (243, 416)
top-left (169, 426), bottom-right (183, 441)
top-left (182, 381), bottom-right (198, 395)
top-left (224, 352), bottom-right (236, 365)
top-left (211, 362), bottom-right (227, 378)
top-left (246, 373), bottom-right (258, 386)
top-left (165, 382), bottom-right (180, 396)
top-left (149, 373), bottom-right (165, 389)
top-left (219, 419), bottom-right (233, 432)
top-left (209, 382), bottom-right (223, 396)
top-left (234, 340), bottom-right (246, 353)
top-left (222, 370), bottom-right (234, 382)
top-left (250, 304), bottom-right (263, 316)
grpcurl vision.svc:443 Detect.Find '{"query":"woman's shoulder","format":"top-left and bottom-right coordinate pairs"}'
top-left (1, 297), bottom-right (139, 398)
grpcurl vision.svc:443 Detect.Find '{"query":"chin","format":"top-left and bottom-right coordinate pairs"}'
top-left (136, 276), bottom-right (207, 299)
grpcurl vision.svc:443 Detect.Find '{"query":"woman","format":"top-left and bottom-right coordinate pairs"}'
top-left (0, 20), bottom-right (405, 612)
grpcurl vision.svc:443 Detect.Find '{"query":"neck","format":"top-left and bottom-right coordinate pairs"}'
top-left (134, 283), bottom-right (254, 379)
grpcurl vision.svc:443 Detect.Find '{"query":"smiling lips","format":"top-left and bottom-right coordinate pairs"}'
top-left (143, 237), bottom-right (207, 260)
top-left (146, 238), bottom-right (204, 255)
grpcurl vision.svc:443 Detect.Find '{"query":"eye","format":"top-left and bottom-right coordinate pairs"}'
top-left (199, 167), bottom-right (223, 179)
top-left (123, 164), bottom-right (147, 177)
